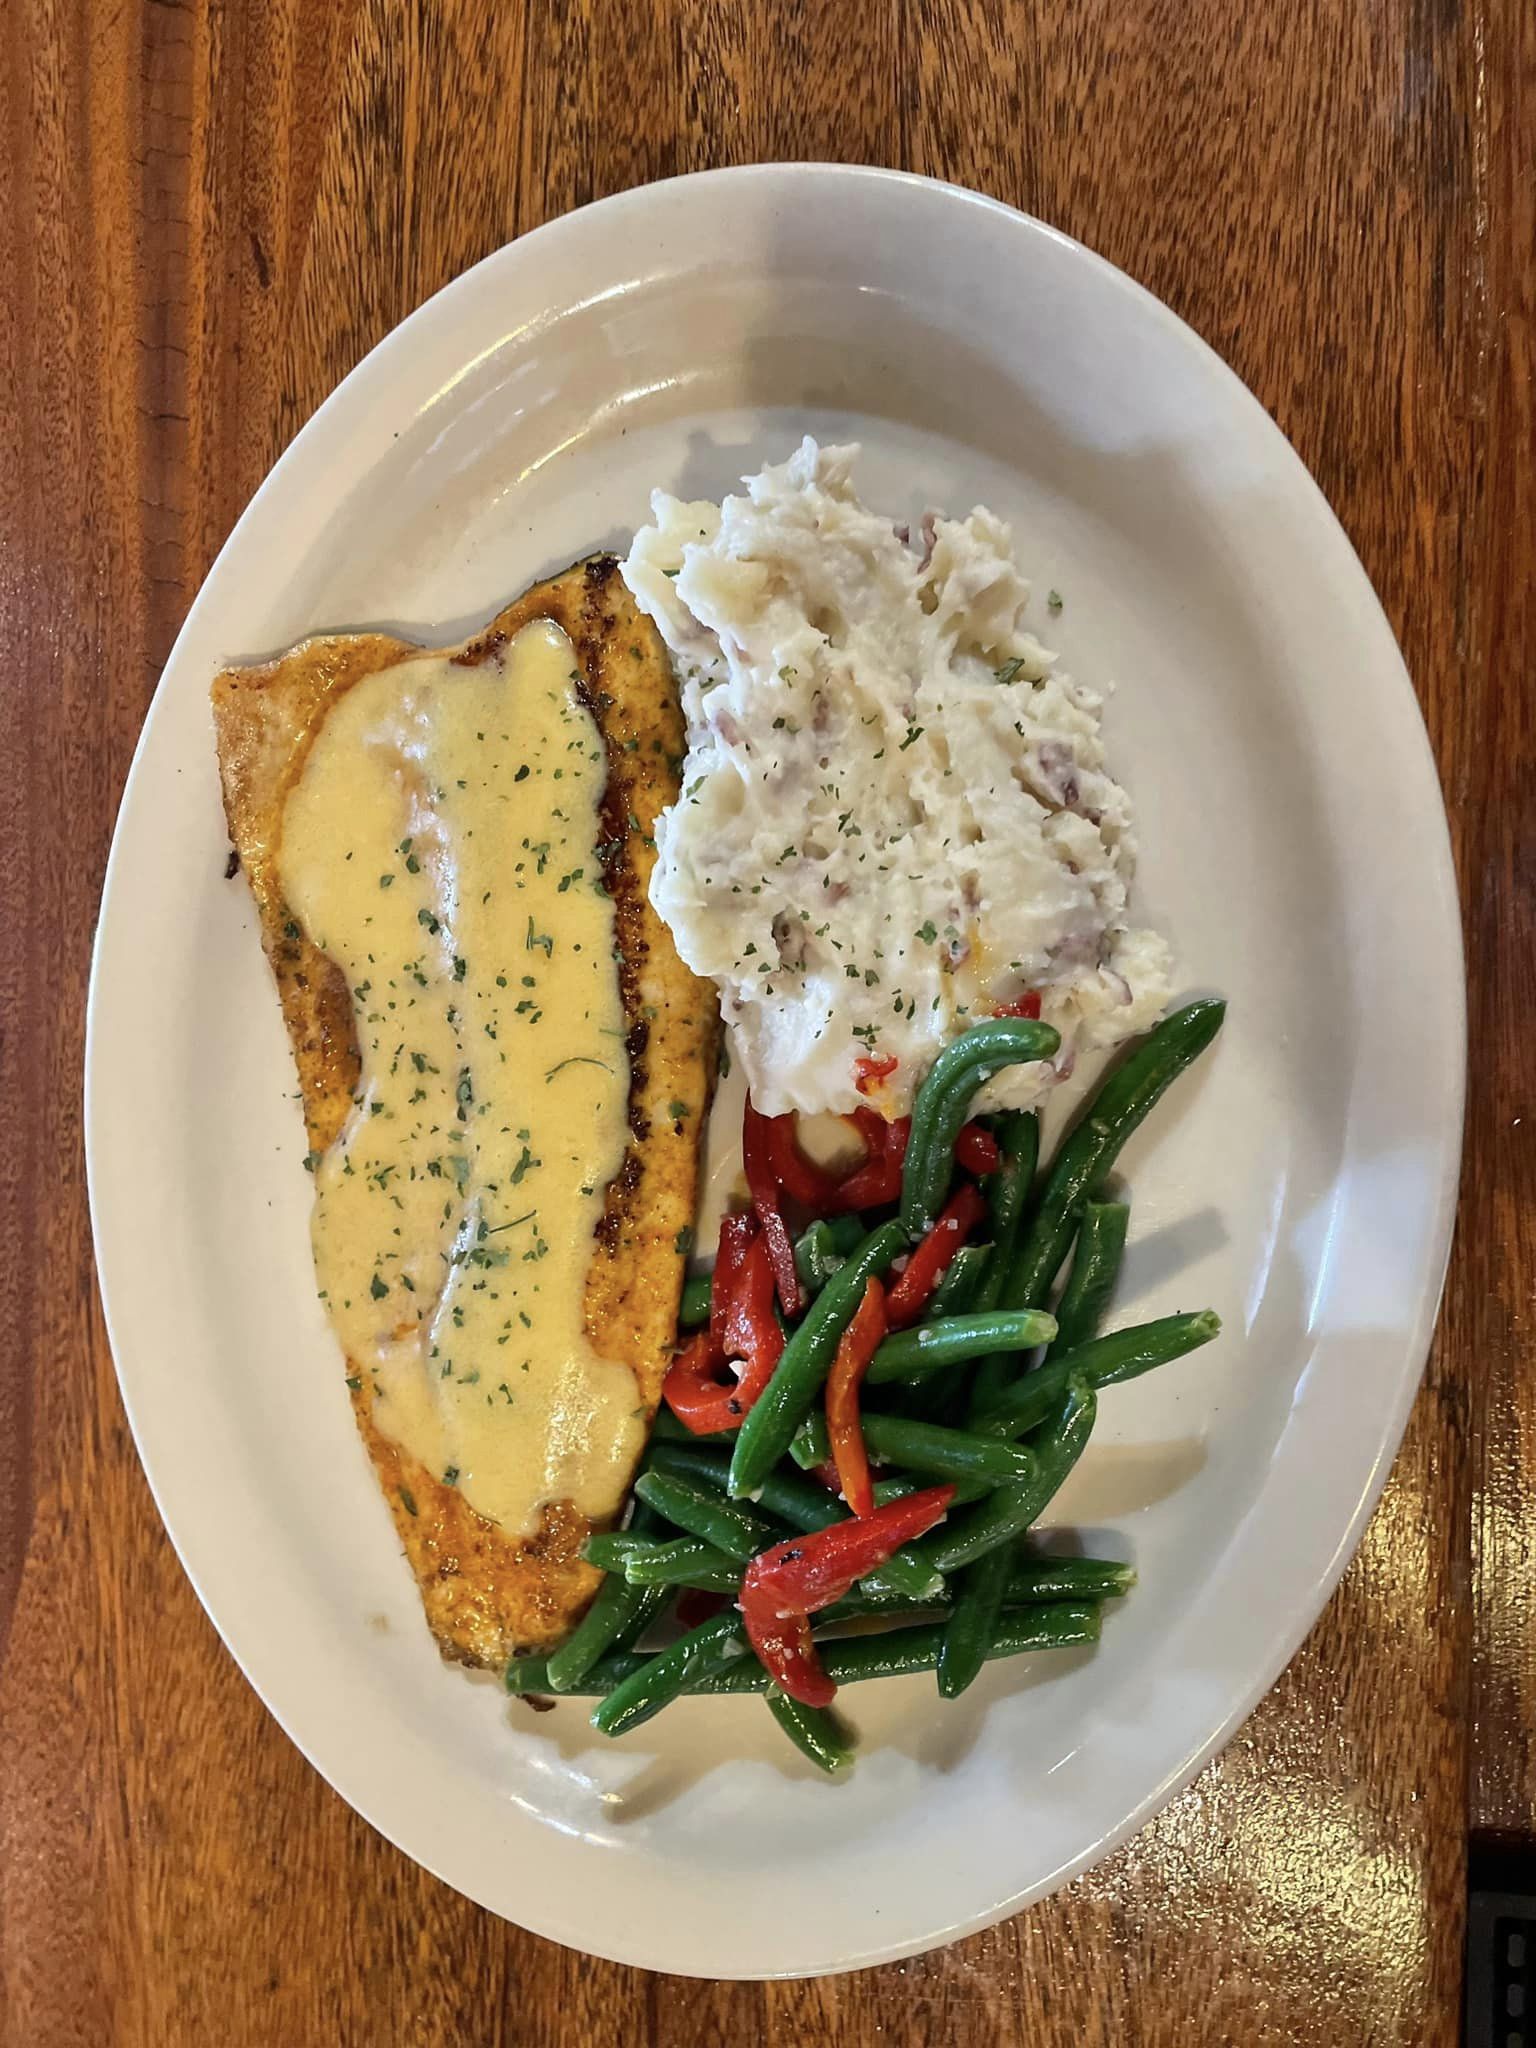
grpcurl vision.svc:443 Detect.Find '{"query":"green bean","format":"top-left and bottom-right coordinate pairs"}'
top-left (696, 1602), bottom-right (1101, 1692)
top-left (654, 1434), bottom-right (849, 1525)
top-left (506, 1648), bottom-right (648, 1695)
top-left (1006, 1555), bottom-right (1135, 1602)
top-left (925, 1242), bottom-right (991, 1319)
top-left (973, 1112), bottom-right (1039, 1312)
top-left (679, 1270), bottom-right (713, 1329)
top-left (896, 1229), bottom-right (1004, 1425)
top-left (581, 1531), bottom-right (658, 1574)
top-left (966, 1112), bottom-right (1042, 1409)
top-left (900, 1020), bottom-right (1060, 1236)
top-left (867, 1412), bottom-right (1038, 1485)
top-left (972, 1310), bottom-right (1220, 1439)
top-left (1047, 1200), bottom-right (1129, 1357)
top-left (509, 1583), bottom-right (1121, 1699)
top-left (633, 1470), bottom-right (782, 1563)
top-left (545, 1576), bottom-right (669, 1693)
top-left (1003, 998), bottom-right (1225, 1313)
top-left (650, 1434), bottom-right (942, 1602)
top-left (765, 1688), bottom-right (855, 1773)
top-left (621, 1536), bottom-right (743, 1592)
top-left (728, 1219), bottom-right (907, 1499)
top-left (590, 1611), bottom-right (752, 1736)
top-left (544, 1504), bottom-right (668, 1691)
top-left (648, 1407), bottom-right (734, 1448)
top-left (642, 1438), bottom-right (736, 1489)
top-left (794, 1214), bottom-right (865, 1295)
top-left (936, 1542), bottom-right (1013, 1698)
top-left (788, 1413), bottom-right (825, 1469)
top-left (865, 1309), bottom-right (1058, 1385)
top-left (923, 1378), bottom-right (1097, 1574)
top-left (807, 1550), bottom-right (1134, 1624)
top-left (876, 1302), bottom-right (1056, 1433)
top-left (792, 1408), bottom-right (1038, 1488)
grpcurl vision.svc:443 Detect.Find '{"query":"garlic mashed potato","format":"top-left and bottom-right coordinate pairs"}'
top-left (621, 439), bottom-right (1170, 1118)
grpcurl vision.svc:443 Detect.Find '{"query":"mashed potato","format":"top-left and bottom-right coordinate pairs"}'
top-left (620, 439), bottom-right (1171, 1118)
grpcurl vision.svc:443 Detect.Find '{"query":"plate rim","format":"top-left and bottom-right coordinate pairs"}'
top-left (86, 160), bottom-right (1467, 1977)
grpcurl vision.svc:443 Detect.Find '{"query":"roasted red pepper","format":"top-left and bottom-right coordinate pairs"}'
top-left (993, 991), bottom-right (1042, 1019)
top-left (745, 1605), bottom-right (832, 1707)
top-left (884, 1185), bottom-right (986, 1329)
top-left (748, 1096), bottom-right (909, 1219)
top-left (662, 1330), bottom-right (738, 1435)
top-left (824, 1276), bottom-right (888, 1516)
top-left (721, 1233), bottom-right (785, 1401)
top-left (662, 1219), bottom-right (785, 1434)
top-left (853, 1053), bottom-right (899, 1096)
top-left (954, 1123), bottom-right (1001, 1175)
top-left (829, 1109), bottom-right (910, 1211)
top-left (746, 1091), bottom-right (987, 1235)
top-left (709, 1211), bottom-right (755, 1356)
top-left (742, 1100), bottom-right (804, 1314)
top-left (761, 1111), bottom-right (843, 1210)
top-left (739, 1486), bottom-right (957, 1705)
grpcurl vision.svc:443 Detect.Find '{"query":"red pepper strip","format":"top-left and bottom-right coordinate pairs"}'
top-left (954, 1122), bottom-right (1001, 1175)
top-left (828, 1110), bottom-right (911, 1212)
top-left (993, 991), bottom-right (1042, 1019)
top-left (739, 1486), bottom-right (957, 1705)
top-left (721, 1233), bottom-right (785, 1410)
top-left (709, 1211), bottom-right (756, 1356)
top-left (761, 1111), bottom-right (843, 1211)
top-left (754, 1100), bottom-right (916, 1221)
top-left (662, 1228), bottom-right (786, 1435)
top-left (751, 1486), bottom-right (956, 1611)
top-left (824, 1277), bottom-right (888, 1517)
top-left (663, 1329), bottom-right (739, 1435)
top-left (884, 1185), bottom-right (987, 1330)
top-left (742, 1602), bottom-right (835, 1708)
top-left (742, 1100), bottom-right (803, 1314)
top-left (854, 1053), bottom-right (899, 1096)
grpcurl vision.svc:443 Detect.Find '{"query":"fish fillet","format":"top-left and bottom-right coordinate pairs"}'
top-left (211, 557), bottom-right (717, 1668)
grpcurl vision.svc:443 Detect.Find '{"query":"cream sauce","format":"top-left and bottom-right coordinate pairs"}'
top-left (277, 619), bottom-right (643, 1537)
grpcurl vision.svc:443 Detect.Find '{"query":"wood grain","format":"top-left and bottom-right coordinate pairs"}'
top-left (0, 0), bottom-right (1527, 2040)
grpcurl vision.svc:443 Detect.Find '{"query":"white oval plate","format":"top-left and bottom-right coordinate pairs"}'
top-left (87, 166), bottom-right (1463, 1978)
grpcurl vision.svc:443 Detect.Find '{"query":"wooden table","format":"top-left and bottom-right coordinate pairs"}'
top-left (1, 0), bottom-right (1529, 2039)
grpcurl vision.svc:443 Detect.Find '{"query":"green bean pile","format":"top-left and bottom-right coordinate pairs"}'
top-left (507, 997), bottom-right (1226, 1774)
